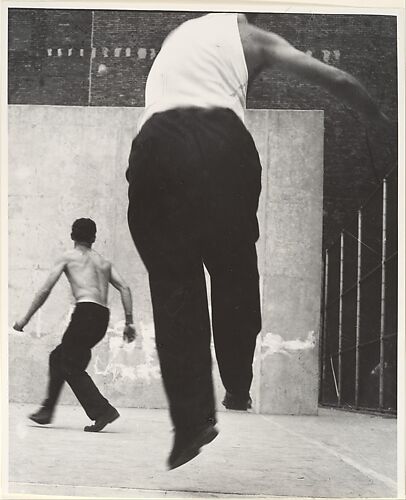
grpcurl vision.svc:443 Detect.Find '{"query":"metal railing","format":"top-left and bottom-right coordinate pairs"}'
top-left (319, 168), bottom-right (397, 414)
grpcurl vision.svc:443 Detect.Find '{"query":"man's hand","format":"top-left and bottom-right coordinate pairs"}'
top-left (13, 319), bottom-right (27, 332)
top-left (123, 324), bottom-right (136, 343)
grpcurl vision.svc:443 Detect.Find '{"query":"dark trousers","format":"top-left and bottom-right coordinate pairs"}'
top-left (127, 108), bottom-right (262, 432)
top-left (43, 302), bottom-right (111, 420)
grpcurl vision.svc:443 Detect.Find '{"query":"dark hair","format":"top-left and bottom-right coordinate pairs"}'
top-left (71, 218), bottom-right (97, 244)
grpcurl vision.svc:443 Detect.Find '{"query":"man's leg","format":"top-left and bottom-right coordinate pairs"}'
top-left (63, 350), bottom-right (107, 417)
top-left (29, 305), bottom-right (118, 430)
top-left (132, 233), bottom-right (218, 468)
top-left (46, 347), bottom-right (65, 408)
top-left (204, 242), bottom-right (261, 409)
top-left (196, 110), bottom-right (262, 410)
top-left (58, 341), bottom-right (119, 431)
top-left (61, 305), bottom-right (119, 430)
top-left (127, 111), bottom-right (218, 468)
top-left (148, 260), bottom-right (215, 431)
top-left (29, 345), bottom-right (65, 424)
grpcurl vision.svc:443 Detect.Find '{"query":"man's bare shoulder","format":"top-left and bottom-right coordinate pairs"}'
top-left (91, 249), bottom-right (111, 265)
top-left (237, 16), bottom-right (288, 73)
top-left (238, 18), bottom-right (287, 49)
top-left (44, 250), bottom-right (70, 273)
top-left (86, 250), bottom-right (113, 274)
top-left (63, 248), bottom-right (81, 261)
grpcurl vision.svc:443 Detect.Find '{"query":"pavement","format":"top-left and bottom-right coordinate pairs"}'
top-left (6, 403), bottom-right (398, 499)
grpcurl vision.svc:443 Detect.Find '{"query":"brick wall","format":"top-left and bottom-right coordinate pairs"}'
top-left (8, 9), bottom-right (398, 245)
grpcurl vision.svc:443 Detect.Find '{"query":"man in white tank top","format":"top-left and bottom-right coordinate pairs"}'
top-left (127, 13), bottom-right (388, 470)
top-left (14, 218), bottom-right (136, 432)
top-left (139, 12), bottom-right (388, 131)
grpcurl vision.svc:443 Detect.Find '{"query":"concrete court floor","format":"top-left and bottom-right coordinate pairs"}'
top-left (7, 403), bottom-right (398, 499)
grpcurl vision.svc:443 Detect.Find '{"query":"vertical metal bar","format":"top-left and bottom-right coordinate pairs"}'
top-left (355, 210), bottom-right (362, 408)
top-left (379, 179), bottom-right (388, 408)
top-left (338, 232), bottom-right (344, 406)
top-left (88, 11), bottom-right (95, 106)
top-left (321, 250), bottom-right (329, 402)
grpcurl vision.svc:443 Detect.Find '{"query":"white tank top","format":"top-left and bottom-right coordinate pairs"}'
top-left (138, 13), bottom-right (248, 131)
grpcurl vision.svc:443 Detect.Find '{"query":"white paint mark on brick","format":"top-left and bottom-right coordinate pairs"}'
top-left (333, 49), bottom-right (341, 62)
top-left (45, 46), bottom-right (159, 59)
top-left (322, 49), bottom-right (331, 63)
top-left (138, 48), bottom-right (147, 59)
top-left (261, 331), bottom-right (316, 357)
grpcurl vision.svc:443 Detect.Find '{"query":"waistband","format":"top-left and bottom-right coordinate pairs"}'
top-left (75, 301), bottom-right (109, 312)
top-left (143, 106), bottom-right (245, 129)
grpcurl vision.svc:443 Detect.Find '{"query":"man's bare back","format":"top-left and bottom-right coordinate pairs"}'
top-left (13, 218), bottom-right (135, 343)
top-left (63, 246), bottom-right (111, 306)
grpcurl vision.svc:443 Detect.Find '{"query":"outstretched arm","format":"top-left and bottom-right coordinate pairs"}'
top-left (245, 25), bottom-right (389, 124)
top-left (13, 255), bottom-right (66, 331)
top-left (109, 264), bottom-right (136, 342)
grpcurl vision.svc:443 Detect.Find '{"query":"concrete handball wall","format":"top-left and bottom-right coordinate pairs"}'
top-left (8, 105), bottom-right (323, 415)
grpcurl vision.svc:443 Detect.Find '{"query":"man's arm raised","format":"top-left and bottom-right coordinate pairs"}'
top-left (246, 25), bottom-right (389, 125)
top-left (13, 255), bottom-right (66, 331)
top-left (109, 264), bottom-right (136, 343)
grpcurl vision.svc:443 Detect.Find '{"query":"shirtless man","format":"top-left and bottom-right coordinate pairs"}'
top-left (13, 218), bottom-right (136, 432)
top-left (126, 12), bottom-right (389, 468)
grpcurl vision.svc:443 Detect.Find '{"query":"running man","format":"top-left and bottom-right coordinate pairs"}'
top-left (13, 218), bottom-right (136, 432)
top-left (126, 12), bottom-right (389, 469)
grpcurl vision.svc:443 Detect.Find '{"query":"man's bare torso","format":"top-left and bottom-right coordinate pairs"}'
top-left (63, 246), bottom-right (111, 306)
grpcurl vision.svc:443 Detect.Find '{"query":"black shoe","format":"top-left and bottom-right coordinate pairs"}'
top-left (168, 424), bottom-right (219, 470)
top-left (84, 406), bottom-right (120, 432)
top-left (222, 392), bottom-right (252, 411)
top-left (29, 407), bottom-right (53, 425)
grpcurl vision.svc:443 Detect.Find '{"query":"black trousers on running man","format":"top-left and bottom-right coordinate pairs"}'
top-left (42, 302), bottom-right (112, 420)
top-left (127, 108), bottom-right (262, 432)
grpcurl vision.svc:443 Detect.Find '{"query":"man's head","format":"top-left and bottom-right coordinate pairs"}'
top-left (71, 218), bottom-right (97, 245)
